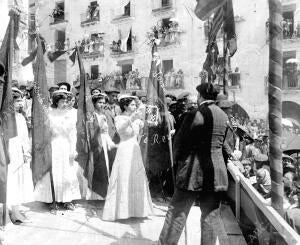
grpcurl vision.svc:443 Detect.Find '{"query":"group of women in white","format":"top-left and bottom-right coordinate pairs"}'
top-left (7, 85), bottom-right (153, 223)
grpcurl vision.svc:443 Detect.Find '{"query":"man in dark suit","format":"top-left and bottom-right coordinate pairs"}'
top-left (159, 83), bottom-right (229, 245)
top-left (104, 88), bottom-right (121, 169)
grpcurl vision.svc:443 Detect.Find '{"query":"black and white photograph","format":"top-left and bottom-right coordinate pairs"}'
top-left (1, 0), bottom-right (300, 244)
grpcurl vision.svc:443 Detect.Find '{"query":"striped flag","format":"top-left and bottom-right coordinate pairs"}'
top-left (224, 0), bottom-right (237, 56)
top-left (194, 0), bottom-right (226, 21)
top-left (208, 7), bottom-right (224, 48)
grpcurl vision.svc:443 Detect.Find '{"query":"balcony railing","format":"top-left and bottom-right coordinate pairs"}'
top-left (158, 30), bottom-right (181, 47)
top-left (283, 71), bottom-right (300, 90)
top-left (54, 40), bottom-right (65, 51)
top-left (266, 21), bottom-right (300, 42)
top-left (81, 43), bottom-right (104, 59)
top-left (80, 8), bottom-right (100, 26)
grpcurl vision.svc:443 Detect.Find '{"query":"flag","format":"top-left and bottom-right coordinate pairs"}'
top-left (141, 44), bottom-right (172, 175)
top-left (208, 7), bottom-right (224, 48)
top-left (47, 50), bottom-right (67, 63)
top-left (75, 47), bottom-right (94, 175)
top-left (224, 0), bottom-right (237, 56)
top-left (194, 0), bottom-right (226, 21)
top-left (31, 35), bottom-right (52, 186)
top-left (0, 10), bottom-right (19, 225)
top-left (21, 36), bottom-right (46, 66)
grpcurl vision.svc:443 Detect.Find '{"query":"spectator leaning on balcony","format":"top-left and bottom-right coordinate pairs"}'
top-left (285, 176), bottom-right (300, 235)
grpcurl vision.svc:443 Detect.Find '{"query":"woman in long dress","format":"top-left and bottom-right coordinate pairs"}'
top-left (34, 90), bottom-right (81, 212)
top-left (86, 93), bottom-right (115, 200)
top-left (102, 95), bottom-right (153, 221)
top-left (7, 88), bottom-right (34, 223)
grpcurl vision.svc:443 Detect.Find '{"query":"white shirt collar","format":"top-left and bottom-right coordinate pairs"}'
top-left (199, 100), bottom-right (215, 107)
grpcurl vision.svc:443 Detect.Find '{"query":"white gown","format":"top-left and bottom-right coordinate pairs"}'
top-left (102, 115), bottom-right (153, 221)
top-left (34, 108), bottom-right (81, 203)
top-left (7, 113), bottom-right (34, 206)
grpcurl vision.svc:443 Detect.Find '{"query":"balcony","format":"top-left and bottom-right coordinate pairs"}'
top-left (80, 6), bottom-right (100, 27)
top-left (81, 45), bottom-right (104, 60)
top-left (152, 0), bottom-right (174, 15)
top-left (158, 30), bottom-right (181, 48)
top-left (110, 41), bottom-right (135, 57)
top-left (283, 70), bottom-right (300, 90)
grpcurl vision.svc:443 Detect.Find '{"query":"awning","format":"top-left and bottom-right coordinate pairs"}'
top-left (117, 59), bottom-right (134, 66)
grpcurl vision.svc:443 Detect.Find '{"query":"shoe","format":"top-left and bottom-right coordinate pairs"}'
top-left (49, 203), bottom-right (59, 214)
top-left (63, 203), bottom-right (75, 211)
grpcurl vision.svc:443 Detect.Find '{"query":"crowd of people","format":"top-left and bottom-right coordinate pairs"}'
top-left (2, 60), bottom-right (300, 243)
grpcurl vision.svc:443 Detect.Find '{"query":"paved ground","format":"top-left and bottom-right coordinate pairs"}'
top-left (3, 201), bottom-right (201, 245)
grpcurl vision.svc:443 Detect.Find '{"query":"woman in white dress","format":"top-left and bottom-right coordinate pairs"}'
top-left (7, 88), bottom-right (34, 223)
top-left (34, 90), bottom-right (81, 212)
top-left (102, 95), bottom-right (153, 221)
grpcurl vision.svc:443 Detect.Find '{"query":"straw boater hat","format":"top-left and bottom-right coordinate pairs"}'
top-left (12, 87), bottom-right (23, 98)
top-left (218, 99), bottom-right (234, 109)
top-left (254, 154), bottom-right (269, 162)
top-left (105, 88), bottom-right (120, 94)
top-left (91, 92), bottom-right (107, 100)
top-left (118, 94), bottom-right (137, 102)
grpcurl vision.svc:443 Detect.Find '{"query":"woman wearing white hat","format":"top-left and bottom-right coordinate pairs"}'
top-left (102, 95), bottom-right (153, 221)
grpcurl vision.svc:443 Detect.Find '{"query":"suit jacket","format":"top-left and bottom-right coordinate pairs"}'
top-left (175, 101), bottom-right (229, 192)
top-left (103, 109), bottom-right (120, 144)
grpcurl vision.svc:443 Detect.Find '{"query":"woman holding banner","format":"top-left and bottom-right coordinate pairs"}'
top-left (7, 87), bottom-right (33, 223)
top-left (102, 95), bottom-right (153, 221)
top-left (34, 90), bottom-right (81, 212)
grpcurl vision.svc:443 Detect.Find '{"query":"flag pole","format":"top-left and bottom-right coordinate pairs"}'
top-left (268, 0), bottom-right (283, 216)
top-left (223, 3), bottom-right (228, 96)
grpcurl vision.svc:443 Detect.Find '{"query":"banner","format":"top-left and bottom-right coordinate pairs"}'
top-left (31, 35), bottom-right (52, 186)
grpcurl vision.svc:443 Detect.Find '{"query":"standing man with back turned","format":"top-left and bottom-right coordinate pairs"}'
top-left (158, 83), bottom-right (229, 245)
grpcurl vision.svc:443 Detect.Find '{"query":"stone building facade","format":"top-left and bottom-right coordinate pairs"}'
top-left (30, 0), bottom-right (300, 121)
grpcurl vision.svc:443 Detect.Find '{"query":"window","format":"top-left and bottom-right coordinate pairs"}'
top-left (124, 2), bottom-right (130, 16)
top-left (162, 18), bottom-right (171, 30)
top-left (55, 30), bottom-right (65, 51)
top-left (283, 51), bottom-right (298, 89)
top-left (283, 11), bottom-right (294, 39)
top-left (162, 59), bottom-right (173, 74)
top-left (162, 0), bottom-right (170, 7)
top-left (89, 1), bottom-right (100, 20)
top-left (52, 1), bottom-right (65, 23)
top-left (91, 65), bottom-right (99, 80)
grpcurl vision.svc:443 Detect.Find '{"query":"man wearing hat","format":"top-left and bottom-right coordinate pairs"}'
top-left (57, 82), bottom-right (71, 92)
top-left (159, 83), bottom-right (229, 245)
top-left (254, 153), bottom-right (270, 173)
top-left (105, 88), bottom-right (121, 117)
top-left (218, 98), bottom-right (237, 163)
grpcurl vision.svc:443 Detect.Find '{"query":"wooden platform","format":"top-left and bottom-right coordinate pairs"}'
top-left (220, 205), bottom-right (247, 245)
top-left (1, 201), bottom-right (246, 245)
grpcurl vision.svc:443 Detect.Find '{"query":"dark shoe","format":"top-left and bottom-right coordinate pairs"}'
top-left (64, 203), bottom-right (75, 211)
top-left (49, 203), bottom-right (59, 214)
